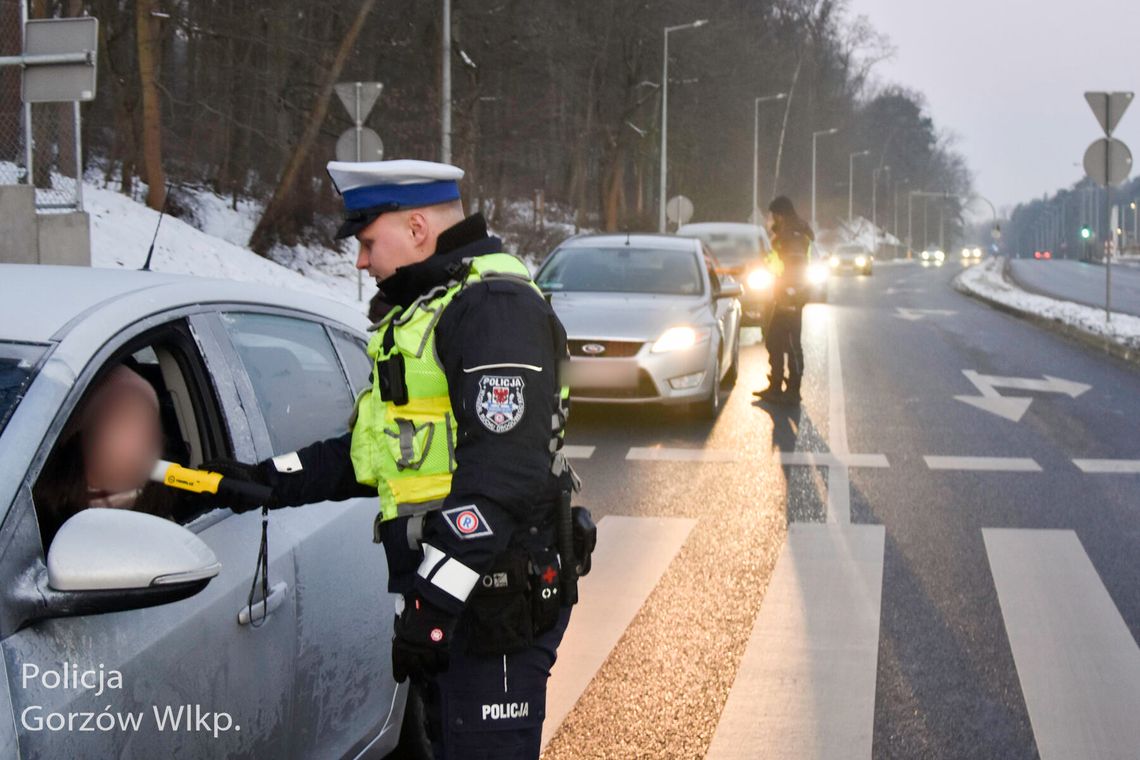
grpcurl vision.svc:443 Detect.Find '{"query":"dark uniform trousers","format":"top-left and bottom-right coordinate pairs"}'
top-left (767, 304), bottom-right (804, 392)
top-left (428, 606), bottom-right (571, 759)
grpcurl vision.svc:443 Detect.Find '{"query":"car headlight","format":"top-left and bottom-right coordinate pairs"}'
top-left (829, 256), bottom-right (840, 268)
top-left (961, 247), bottom-right (971, 258)
top-left (806, 264), bottom-right (829, 285)
top-left (921, 250), bottom-right (930, 260)
top-left (854, 256), bottom-right (866, 268)
top-left (935, 250), bottom-right (945, 261)
top-left (746, 268), bottom-right (775, 291)
top-left (652, 326), bottom-right (710, 353)
top-left (973, 247), bottom-right (982, 258)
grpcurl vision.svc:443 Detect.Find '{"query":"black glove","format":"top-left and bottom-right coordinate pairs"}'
top-left (392, 595), bottom-right (458, 683)
top-left (198, 459), bottom-right (276, 513)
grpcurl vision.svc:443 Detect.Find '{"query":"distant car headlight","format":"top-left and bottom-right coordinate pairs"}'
top-left (854, 256), bottom-right (866, 268)
top-left (973, 247), bottom-right (983, 258)
top-left (921, 250), bottom-right (930, 261)
top-left (961, 247), bottom-right (971, 258)
top-left (935, 250), bottom-right (945, 261)
top-left (829, 256), bottom-right (840, 268)
top-left (746, 268), bottom-right (775, 291)
top-left (652, 326), bottom-right (709, 353)
top-left (806, 263), bottom-right (829, 285)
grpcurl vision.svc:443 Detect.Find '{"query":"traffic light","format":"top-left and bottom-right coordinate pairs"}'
top-left (1080, 225), bottom-right (1092, 240)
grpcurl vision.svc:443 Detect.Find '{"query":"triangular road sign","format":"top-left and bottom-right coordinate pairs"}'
top-left (1084, 91), bottom-right (1133, 136)
top-left (335, 82), bottom-right (383, 124)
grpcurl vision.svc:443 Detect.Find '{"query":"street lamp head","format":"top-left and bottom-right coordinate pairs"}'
top-left (692, 19), bottom-right (708, 27)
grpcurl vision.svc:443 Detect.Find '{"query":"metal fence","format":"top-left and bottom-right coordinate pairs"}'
top-left (0, 0), bottom-right (81, 211)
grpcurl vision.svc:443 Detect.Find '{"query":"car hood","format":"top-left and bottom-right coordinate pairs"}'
top-left (548, 293), bottom-right (712, 341)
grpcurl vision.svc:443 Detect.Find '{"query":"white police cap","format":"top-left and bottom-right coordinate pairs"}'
top-left (326, 159), bottom-right (466, 239)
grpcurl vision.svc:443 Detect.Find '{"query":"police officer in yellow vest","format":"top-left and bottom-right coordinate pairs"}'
top-left (205, 159), bottom-right (592, 759)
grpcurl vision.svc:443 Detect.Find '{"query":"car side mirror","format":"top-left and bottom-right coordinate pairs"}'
top-left (15, 510), bottom-right (221, 629)
top-left (717, 282), bottom-right (744, 300)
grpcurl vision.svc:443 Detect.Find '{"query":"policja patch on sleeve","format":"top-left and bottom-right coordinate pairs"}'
top-left (441, 504), bottom-right (494, 540)
top-left (475, 375), bottom-right (525, 433)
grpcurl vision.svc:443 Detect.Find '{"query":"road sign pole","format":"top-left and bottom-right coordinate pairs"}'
top-left (1105, 94), bottom-right (1113, 321)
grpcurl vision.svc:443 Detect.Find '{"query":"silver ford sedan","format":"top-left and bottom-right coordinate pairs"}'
top-left (0, 265), bottom-right (414, 759)
top-left (535, 234), bottom-right (743, 418)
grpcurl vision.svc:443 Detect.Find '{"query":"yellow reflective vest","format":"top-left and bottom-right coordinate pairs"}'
top-left (350, 253), bottom-right (556, 522)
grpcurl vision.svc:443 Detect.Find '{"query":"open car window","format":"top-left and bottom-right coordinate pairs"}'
top-left (31, 322), bottom-right (231, 548)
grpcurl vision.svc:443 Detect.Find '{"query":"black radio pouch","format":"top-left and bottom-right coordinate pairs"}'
top-left (462, 549), bottom-right (533, 656)
top-left (377, 353), bottom-right (408, 406)
top-left (377, 321), bottom-right (409, 406)
top-left (529, 547), bottom-right (562, 635)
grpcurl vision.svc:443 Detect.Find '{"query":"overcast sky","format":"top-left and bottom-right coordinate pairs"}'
top-left (848, 0), bottom-right (1140, 215)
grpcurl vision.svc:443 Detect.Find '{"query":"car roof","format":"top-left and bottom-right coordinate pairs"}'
top-left (0, 264), bottom-right (369, 344)
top-left (557, 233), bottom-right (699, 251)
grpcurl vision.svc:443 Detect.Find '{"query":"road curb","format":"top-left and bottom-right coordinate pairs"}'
top-left (953, 260), bottom-right (1140, 367)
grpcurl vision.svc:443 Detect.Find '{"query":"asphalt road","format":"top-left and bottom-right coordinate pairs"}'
top-left (1009, 257), bottom-right (1140, 316)
top-left (540, 259), bottom-right (1140, 759)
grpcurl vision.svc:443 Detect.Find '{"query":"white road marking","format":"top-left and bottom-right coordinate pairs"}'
top-left (894, 307), bottom-right (957, 321)
top-left (827, 309), bottom-right (852, 524)
top-left (955, 370), bottom-right (1091, 423)
top-left (624, 447), bottom-right (889, 467)
top-left (924, 456), bottom-right (1042, 472)
top-left (706, 524), bottom-right (886, 760)
top-left (561, 445), bottom-right (596, 459)
top-left (984, 529), bottom-right (1140, 760)
top-left (778, 452), bottom-right (890, 468)
top-left (626, 447), bottom-right (741, 462)
top-left (542, 515), bottom-right (696, 750)
top-left (1072, 458), bottom-right (1140, 473)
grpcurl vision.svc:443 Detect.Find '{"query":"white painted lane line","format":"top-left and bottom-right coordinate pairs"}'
top-left (626, 447), bottom-right (741, 462)
top-left (561, 445), bottom-right (596, 459)
top-left (827, 308), bottom-right (851, 524)
top-left (778, 452), bottom-right (890, 468)
top-left (542, 515), bottom-right (696, 749)
top-left (624, 447), bottom-right (890, 467)
top-left (706, 524), bottom-right (886, 760)
top-left (924, 456), bottom-right (1042, 472)
top-left (1073, 459), bottom-right (1140, 473)
top-left (984, 529), bottom-right (1140, 760)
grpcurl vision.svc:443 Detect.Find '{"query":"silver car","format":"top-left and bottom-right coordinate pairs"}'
top-left (0, 265), bottom-right (413, 759)
top-left (535, 234), bottom-right (743, 418)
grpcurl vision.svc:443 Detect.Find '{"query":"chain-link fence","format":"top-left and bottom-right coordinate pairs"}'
top-left (0, 0), bottom-right (81, 211)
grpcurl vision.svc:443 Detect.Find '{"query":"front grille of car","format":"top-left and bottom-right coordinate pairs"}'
top-left (573, 370), bottom-right (658, 399)
top-left (568, 340), bottom-right (644, 358)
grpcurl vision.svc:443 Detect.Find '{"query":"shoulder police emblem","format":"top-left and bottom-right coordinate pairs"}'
top-left (476, 375), bottom-right (525, 433)
top-left (442, 504), bottom-right (494, 540)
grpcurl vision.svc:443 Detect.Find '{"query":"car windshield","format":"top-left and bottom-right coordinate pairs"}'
top-left (537, 246), bottom-right (703, 296)
top-left (0, 342), bottom-right (48, 436)
top-left (701, 235), bottom-right (762, 266)
top-left (836, 245), bottom-right (865, 256)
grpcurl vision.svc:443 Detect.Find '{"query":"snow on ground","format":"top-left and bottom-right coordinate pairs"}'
top-left (87, 183), bottom-right (376, 306)
top-left (954, 256), bottom-right (1140, 349)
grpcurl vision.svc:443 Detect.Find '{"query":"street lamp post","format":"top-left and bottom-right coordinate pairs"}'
top-left (659, 18), bottom-right (707, 233)
top-left (848, 150), bottom-right (869, 223)
top-left (894, 178), bottom-right (909, 256)
top-left (441, 0), bottom-right (451, 162)
top-left (1131, 200), bottom-right (1138, 250)
top-left (871, 165), bottom-right (889, 255)
top-left (811, 127), bottom-right (838, 232)
top-left (753, 93), bottom-right (787, 218)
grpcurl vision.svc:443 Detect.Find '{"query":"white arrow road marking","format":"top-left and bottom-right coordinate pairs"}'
top-left (894, 307), bottom-right (957, 321)
top-left (954, 370), bottom-right (1091, 422)
top-left (542, 516), bottom-right (696, 750)
top-left (706, 524), bottom-right (886, 760)
top-left (985, 529), bottom-right (1140, 759)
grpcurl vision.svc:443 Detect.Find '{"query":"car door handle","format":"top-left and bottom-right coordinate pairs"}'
top-left (237, 581), bottom-right (289, 626)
